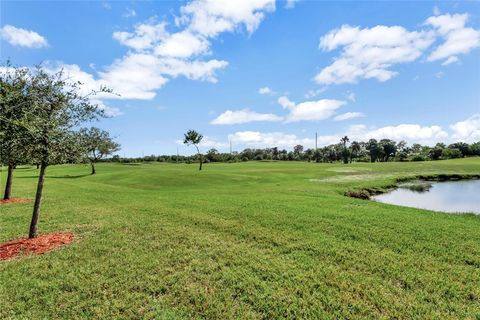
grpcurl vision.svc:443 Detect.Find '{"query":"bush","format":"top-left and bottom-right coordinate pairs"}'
top-left (411, 155), bottom-right (426, 161)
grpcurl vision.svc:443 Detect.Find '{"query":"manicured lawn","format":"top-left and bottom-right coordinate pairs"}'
top-left (1, 159), bottom-right (479, 319)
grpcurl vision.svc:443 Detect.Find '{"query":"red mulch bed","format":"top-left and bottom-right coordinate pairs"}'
top-left (0, 233), bottom-right (74, 261)
top-left (0, 198), bottom-right (32, 205)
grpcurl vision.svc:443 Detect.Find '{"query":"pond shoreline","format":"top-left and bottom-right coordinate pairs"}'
top-left (344, 173), bottom-right (480, 200)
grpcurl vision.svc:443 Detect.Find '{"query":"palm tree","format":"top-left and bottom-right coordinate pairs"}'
top-left (340, 136), bottom-right (350, 164)
top-left (183, 129), bottom-right (204, 171)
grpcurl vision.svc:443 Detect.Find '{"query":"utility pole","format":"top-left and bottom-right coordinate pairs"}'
top-left (315, 131), bottom-right (319, 163)
top-left (177, 146), bottom-right (179, 163)
top-left (229, 140), bottom-right (232, 155)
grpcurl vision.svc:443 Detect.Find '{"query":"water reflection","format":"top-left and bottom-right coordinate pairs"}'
top-left (372, 180), bottom-right (480, 214)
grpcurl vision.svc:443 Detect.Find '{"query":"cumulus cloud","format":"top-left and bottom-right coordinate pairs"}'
top-left (278, 96), bottom-right (296, 109)
top-left (278, 96), bottom-right (346, 122)
top-left (113, 22), bottom-right (168, 51)
top-left (334, 112), bottom-right (364, 121)
top-left (315, 12), bottom-right (480, 85)
top-left (426, 13), bottom-right (480, 64)
top-left (35, 0), bottom-right (275, 112)
top-left (179, 0), bottom-right (275, 37)
top-left (0, 25), bottom-right (48, 48)
top-left (211, 109), bottom-right (282, 125)
top-left (154, 30), bottom-right (210, 57)
top-left (316, 24), bottom-right (435, 85)
top-left (450, 114), bottom-right (480, 142)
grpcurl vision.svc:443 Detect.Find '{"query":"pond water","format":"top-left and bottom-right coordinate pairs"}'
top-left (372, 179), bottom-right (480, 214)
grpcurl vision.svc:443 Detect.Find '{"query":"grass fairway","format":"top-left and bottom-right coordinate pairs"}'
top-left (1, 159), bottom-right (479, 319)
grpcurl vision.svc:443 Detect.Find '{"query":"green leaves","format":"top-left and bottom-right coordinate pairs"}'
top-left (183, 129), bottom-right (203, 146)
top-left (78, 127), bottom-right (120, 162)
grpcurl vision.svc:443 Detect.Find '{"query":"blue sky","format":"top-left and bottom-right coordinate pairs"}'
top-left (1, 0), bottom-right (479, 156)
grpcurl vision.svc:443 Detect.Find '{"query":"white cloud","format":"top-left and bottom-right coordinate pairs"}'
top-left (229, 131), bottom-right (314, 148)
top-left (316, 24), bottom-right (435, 85)
top-left (100, 1), bottom-right (274, 100)
top-left (155, 57), bottom-right (228, 82)
top-left (0, 25), bottom-right (48, 48)
top-left (426, 13), bottom-right (480, 64)
top-left (334, 112), bottom-right (364, 121)
top-left (278, 96), bottom-right (295, 109)
top-left (211, 109), bottom-right (282, 125)
top-left (45, 56), bottom-right (227, 102)
top-left (113, 22), bottom-right (168, 51)
top-left (98, 54), bottom-right (169, 100)
top-left (450, 114), bottom-right (480, 142)
top-left (258, 86), bottom-right (274, 95)
top-left (179, 0), bottom-right (276, 37)
top-left (39, 0), bottom-right (274, 104)
top-left (315, 12), bottom-right (480, 85)
top-left (154, 30), bottom-right (210, 57)
top-left (286, 99), bottom-right (346, 123)
top-left (278, 96), bottom-right (346, 122)
top-left (285, 0), bottom-right (300, 9)
top-left (435, 71), bottom-right (445, 78)
top-left (433, 6), bottom-right (441, 16)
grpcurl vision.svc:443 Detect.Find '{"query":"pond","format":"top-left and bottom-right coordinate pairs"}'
top-left (372, 179), bottom-right (480, 214)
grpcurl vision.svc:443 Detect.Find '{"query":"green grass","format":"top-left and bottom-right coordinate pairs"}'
top-left (1, 158), bottom-right (479, 319)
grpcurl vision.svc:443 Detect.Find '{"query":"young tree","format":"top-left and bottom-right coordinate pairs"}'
top-left (78, 127), bottom-right (120, 174)
top-left (0, 65), bottom-right (32, 200)
top-left (26, 67), bottom-right (108, 238)
top-left (183, 129), bottom-right (204, 171)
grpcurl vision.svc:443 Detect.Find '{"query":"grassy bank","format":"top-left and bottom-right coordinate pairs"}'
top-left (1, 158), bottom-right (479, 319)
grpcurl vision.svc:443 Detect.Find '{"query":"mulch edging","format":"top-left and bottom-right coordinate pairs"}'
top-left (0, 233), bottom-right (74, 261)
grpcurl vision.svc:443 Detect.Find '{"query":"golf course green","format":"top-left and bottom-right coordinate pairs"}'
top-left (1, 158), bottom-right (479, 319)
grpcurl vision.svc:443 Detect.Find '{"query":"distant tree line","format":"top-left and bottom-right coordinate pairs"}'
top-left (105, 138), bottom-right (480, 164)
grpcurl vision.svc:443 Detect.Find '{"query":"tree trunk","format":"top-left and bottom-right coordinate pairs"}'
top-left (29, 163), bottom-right (47, 239)
top-left (199, 154), bottom-right (203, 171)
top-left (36, 164), bottom-right (40, 169)
top-left (91, 162), bottom-right (96, 175)
top-left (3, 164), bottom-right (14, 200)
